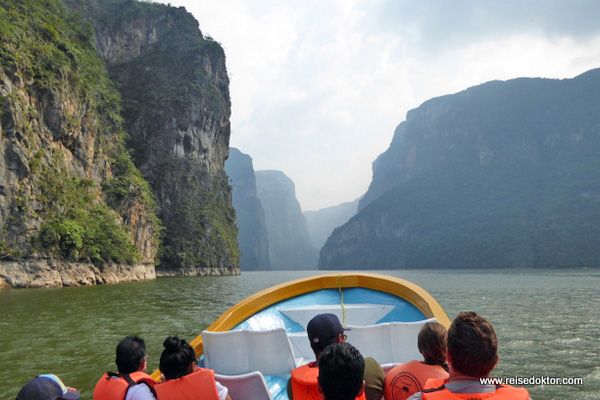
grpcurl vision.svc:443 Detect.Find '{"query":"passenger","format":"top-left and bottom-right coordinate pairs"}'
top-left (93, 336), bottom-right (157, 400)
top-left (408, 312), bottom-right (530, 400)
top-left (384, 322), bottom-right (449, 400)
top-left (318, 342), bottom-right (366, 400)
top-left (287, 313), bottom-right (385, 400)
top-left (155, 336), bottom-right (231, 400)
top-left (16, 374), bottom-right (80, 400)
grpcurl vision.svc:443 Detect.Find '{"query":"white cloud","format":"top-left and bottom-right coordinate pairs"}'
top-left (153, 0), bottom-right (600, 211)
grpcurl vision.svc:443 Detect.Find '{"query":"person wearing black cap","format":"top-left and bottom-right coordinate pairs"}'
top-left (287, 313), bottom-right (385, 400)
top-left (16, 374), bottom-right (80, 400)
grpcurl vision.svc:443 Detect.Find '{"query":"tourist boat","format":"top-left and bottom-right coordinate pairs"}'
top-left (151, 272), bottom-right (450, 400)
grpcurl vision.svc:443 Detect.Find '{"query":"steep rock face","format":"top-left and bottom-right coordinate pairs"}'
top-left (225, 148), bottom-right (270, 270)
top-left (0, 0), bottom-right (159, 287)
top-left (322, 70), bottom-right (600, 270)
top-left (255, 170), bottom-right (317, 270)
top-left (67, 0), bottom-right (240, 275)
top-left (304, 199), bottom-right (359, 250)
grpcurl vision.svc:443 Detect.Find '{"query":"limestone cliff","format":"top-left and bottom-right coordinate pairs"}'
top-left (0, 0), bottom-right (159, 288)
top-left (66, 0), bottom-right (240, 276)
top-left (322, 69), bottom-right (600, 270)
top-left (255, 170), bottom-right (317, 270)
top-left (225, 148), bottom-right (270, 270)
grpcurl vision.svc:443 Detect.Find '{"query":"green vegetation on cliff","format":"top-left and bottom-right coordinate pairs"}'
top-left (36, 160), bottom-right (140, 263)
top-left (0, 0), bottom-right (160, 264)
top-left (0, 0), bottom-right (120, 122)
top-left (1, 0), bottom-right (238, 275)
top-left (154, 159), bottom-right (239, 271)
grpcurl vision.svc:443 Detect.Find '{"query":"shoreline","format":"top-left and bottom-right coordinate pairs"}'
top-left (0, 258), bottom-right (241, 289)
top-left (0, 258), bottom-right (156, 289)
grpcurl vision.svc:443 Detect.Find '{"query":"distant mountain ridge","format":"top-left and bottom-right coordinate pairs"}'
top-left (321, 69), bottom-right (600, 269)
top-left (256, 170), bottom-right (318, 270)
top-left (304, 199), bottom-right (359, 250)
top-left (225, 148), bottom-right (270, 270)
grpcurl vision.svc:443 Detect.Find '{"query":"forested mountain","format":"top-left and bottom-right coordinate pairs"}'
top-left (321, 69), bottom-right (600, 270)
top-left (225, 148), bottom-right (270, 270)
top-left (256, 170), bottom-right (318, 270)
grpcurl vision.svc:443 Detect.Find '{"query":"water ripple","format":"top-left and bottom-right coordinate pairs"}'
top-left (0, 269), bottom-right (598, 399)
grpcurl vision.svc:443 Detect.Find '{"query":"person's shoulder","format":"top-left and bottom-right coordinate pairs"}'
top-left (498, 385), bottom-right (530, 400)
top-left (387, 360), bottom-right (419, 373)
top-left (363, 357), bottom-right (385, 383)
top-left (364, 357), bottom-right (382, 368)
top-left (126, 382), bottom-right (156, 400)
top-left (364, 357), bottom-right (379, 364)
top-left (364, 357), bottom-right (384, 373)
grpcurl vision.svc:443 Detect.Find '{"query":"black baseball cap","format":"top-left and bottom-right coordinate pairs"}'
top-left (307, 313), bottom-right (349, 353)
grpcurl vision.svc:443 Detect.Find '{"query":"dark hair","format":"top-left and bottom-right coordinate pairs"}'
top-left (318, 342), bottom-right (365, 400)
top-left (159, 336), bottom-right (196, 380)
top-left (116, 336), bottom-right (146, 374)
top-left (447, 312), bottom-right (497, 378)
top-left (418, 322), bottom-right (448, 369)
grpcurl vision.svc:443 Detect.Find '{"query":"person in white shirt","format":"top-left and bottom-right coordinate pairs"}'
top-left (93, 336), bottom-right (157, 400)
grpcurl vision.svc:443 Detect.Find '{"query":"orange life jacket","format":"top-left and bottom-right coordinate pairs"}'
top-left (93, 371), bottom-right (157, 400)
top-left (421, 384), bottom-right (529, 400)
top-left (384, 360), bottom-right (449, 400)
top-left (291, 363), bottom-right (366, 400)
top-left (154, 368), bottom-right (220, 400)
top-left (423, 378), bottom-right (449, 390)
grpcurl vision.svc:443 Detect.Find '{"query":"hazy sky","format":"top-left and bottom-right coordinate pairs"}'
top-left (153, 0), bottom-right (600, 211)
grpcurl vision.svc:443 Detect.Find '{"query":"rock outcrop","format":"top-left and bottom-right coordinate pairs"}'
top-left (0, 259), bottom-right (155, 289)
top-left (225, 148), bottom-right (271, 270)
top-left (255, 170), bottom-right (318, 270)
top-left (66, 0), bottom-right (240, 276)
top-left (0, 0), bottom-right (240, 288)
top-left (322, 69), bottom-right (600, 270)
top-left (0, 0), bottom-right (160, 287)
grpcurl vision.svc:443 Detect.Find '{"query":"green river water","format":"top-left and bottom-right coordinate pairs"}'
top-left (1, 269), bottom-right (599, 399)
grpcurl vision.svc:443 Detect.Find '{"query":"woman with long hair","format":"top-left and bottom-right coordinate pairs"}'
top-left (384, 322), bottom-right (449, 400)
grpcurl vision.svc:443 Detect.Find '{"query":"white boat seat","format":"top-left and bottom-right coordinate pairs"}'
top-left (202, 328), bottom-right (297, 376)
top-left (345, 318), bottom-right (438, 365)
top-left (287, 332), bottom-right (315, 366)
top-left (279, 304), bottom-right (395, 329)
top-left (215, 371), bottom-right (273, 400)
